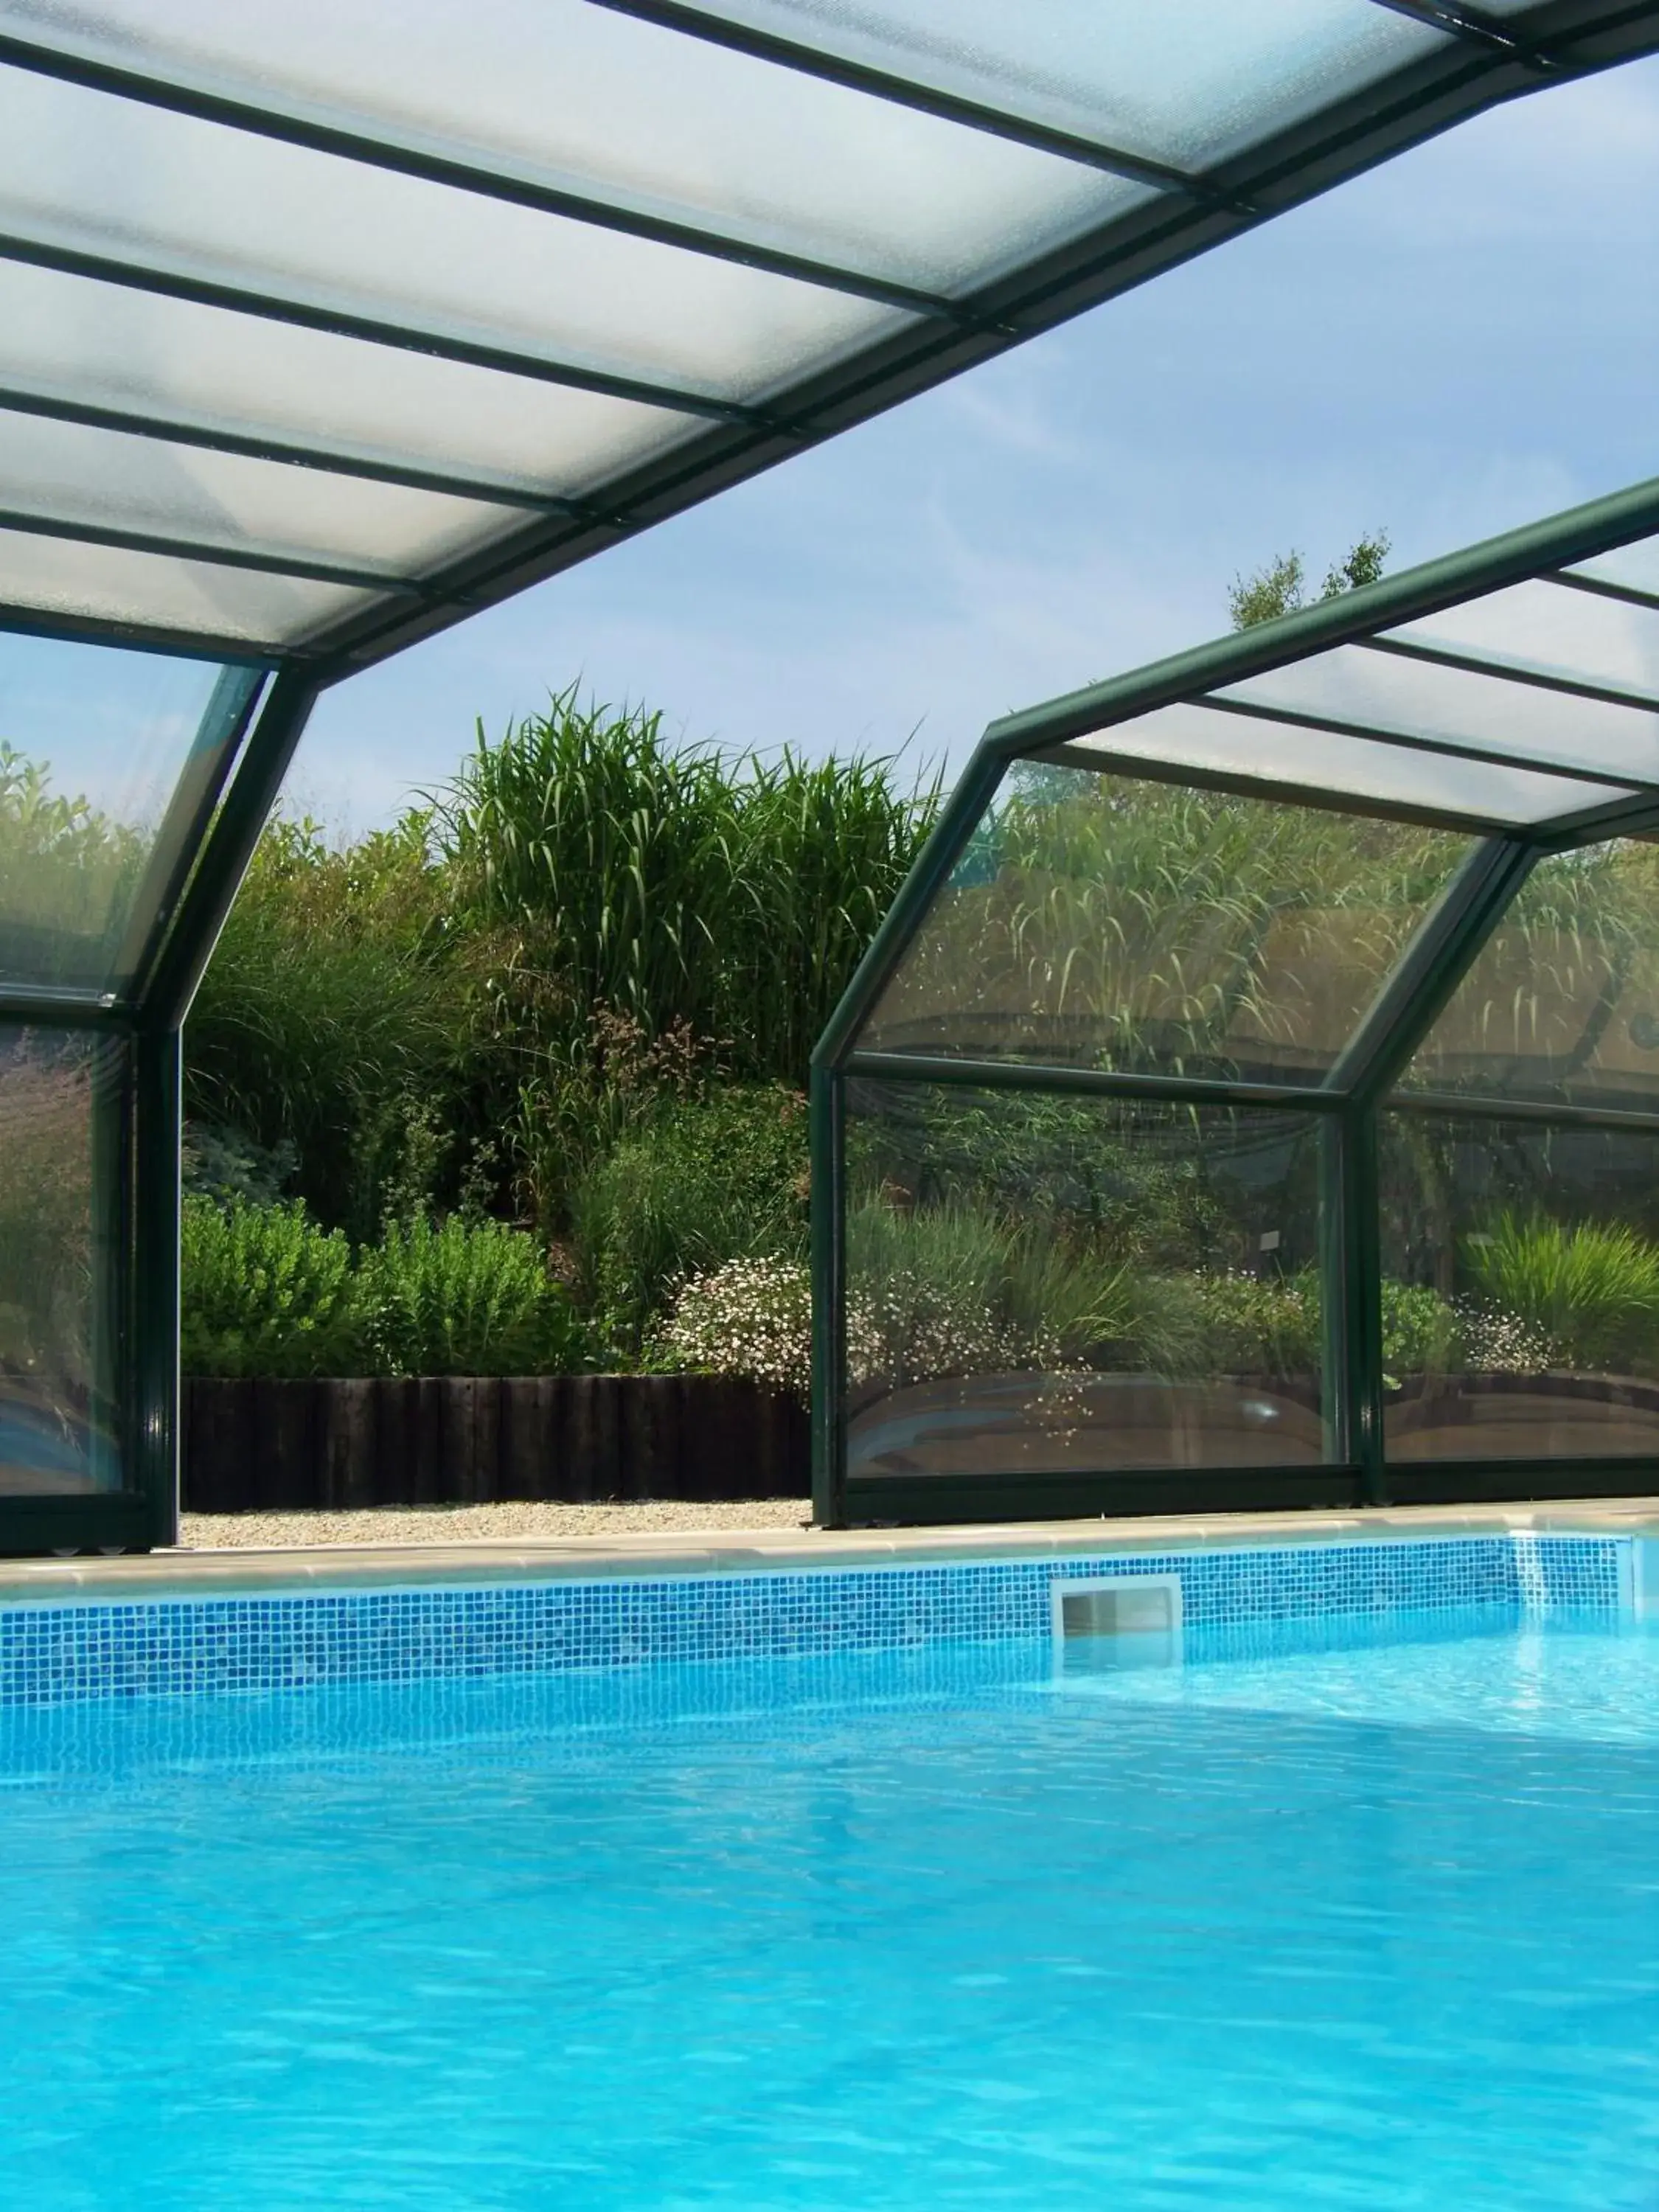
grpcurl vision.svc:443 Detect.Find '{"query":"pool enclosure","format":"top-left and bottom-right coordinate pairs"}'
top-left (814, 482), bottom-right (1659, 1526)
top-left (0, 4), bottom-right (1655, 1554)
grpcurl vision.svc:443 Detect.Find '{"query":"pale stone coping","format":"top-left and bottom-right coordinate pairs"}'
top-left (0, 1498), bottom-right (1655, 1606)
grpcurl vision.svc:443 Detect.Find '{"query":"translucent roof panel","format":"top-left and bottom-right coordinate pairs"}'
top-left (1048, 703), bottom-right (1631, 828)
top-left (1219, 642), bottom-right (1659, 786)
top-left (858, 762), bottom-right (1474, 1082)
top-left (10, 0), bottom-right (1151, 299)
top-left (0, 633), bottom-right (257, 995)
top-left (0, 69), bottom-right (913, 407)
top-left (1397, 840), bottom-right (1659, 1114)
top-left (0, 0), bottom-right (1633, 664)
top-left (0, 262), bottom-right (696, 504)
top-left (687, 1), bottom-right (1444, 168)
top-left (1383, 575), bottom-right (1659, 703)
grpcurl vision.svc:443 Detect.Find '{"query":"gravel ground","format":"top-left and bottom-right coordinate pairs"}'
top-left (177, 1498), bottom-right (814, 1549)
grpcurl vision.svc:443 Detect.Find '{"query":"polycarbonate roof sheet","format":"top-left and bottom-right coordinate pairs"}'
top-left (0, 0), bottom-right (1648, 663)
top-left (1034, 518), bottom-right (1659, 841)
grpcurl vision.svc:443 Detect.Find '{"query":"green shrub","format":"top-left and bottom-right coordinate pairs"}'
top-left (181, 1195), bottom-right (365, 1377)
top-left (1464, 1211), bottom-right (1659, 1377)
top-left (1380, 1280), bottom-right (1461, 1380)
top-left (573, 1088), bottom-right (810, 1355)
top-left (186, 812), bottom-right (467, 1237)
top-left (358, 1216), bottom-right (588, 1377)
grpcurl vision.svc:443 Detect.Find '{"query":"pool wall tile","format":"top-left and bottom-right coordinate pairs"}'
top-left (0, 1533), bottom-right (1629, 1709)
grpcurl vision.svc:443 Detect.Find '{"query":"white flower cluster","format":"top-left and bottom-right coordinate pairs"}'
top-left (661, 1255), bottom-right (1058, 1394)
top-left (1453, 1298), bottom-right (1554, 1374)
top-left (660, 1256), bottom-right (813, 1392)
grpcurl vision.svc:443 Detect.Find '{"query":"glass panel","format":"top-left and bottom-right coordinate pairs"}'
top-left (1221, 644), bottom-right (1659, 785)
top-left (1380, 1110), bottom-right (1659, 1464)
top-left (0, 1026), bottom-right (122, 1495)
top-left (687, 1), bottom-right (1442, 168)
top-left (0, 71), bottom-right (911, 407)
top-left (0, 528), bottom-right (374, 647)
top-left (0, 414), bottom-right (519, 577)
top-left (0, 262), bottom-right (698, 502)
top-left (10, 0), bottom-right (1151, 298)
top-left (1057, 705), bottom-right (1621, 825)
top-left (860, 764), bottom-right (1472, 1077)
top-left (1397, 841), bottom-right (1659, 1113)
top-left (1568, 539), bottom-right (1659, 603)
top-left (845, 1081), bottom-right (1332, 1482)
top-left (1383, 576), bottom-right (1659, 703)
top-left (0, 633), bottom-right (249, 993)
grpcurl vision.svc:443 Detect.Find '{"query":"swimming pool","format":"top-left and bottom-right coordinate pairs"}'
top-left (3, 1535), bottom-right (1657, 2208)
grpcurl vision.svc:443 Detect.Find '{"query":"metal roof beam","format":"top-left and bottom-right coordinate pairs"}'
top-left (0, 29), bottom-right (975, 327)
top-left (1363, 0), bottom-right (1562, 67)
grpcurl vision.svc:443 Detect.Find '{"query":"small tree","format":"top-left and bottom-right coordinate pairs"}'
top-left (1228, 532), bottom-right (1390, 630)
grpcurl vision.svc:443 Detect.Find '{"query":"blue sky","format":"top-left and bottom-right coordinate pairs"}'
top-left (282, 55), bottom-right (1659, 829)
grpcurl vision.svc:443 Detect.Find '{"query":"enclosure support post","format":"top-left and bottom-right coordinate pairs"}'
top-left (810, 1062), bottom-right (846, 1528)
top-left (131, 1023), bottom-right (182, 1551)
top-left (1343, 1102), bottom-right (1388, 1508)
top-left (1317, 1116), bottom-right (1349, 1470)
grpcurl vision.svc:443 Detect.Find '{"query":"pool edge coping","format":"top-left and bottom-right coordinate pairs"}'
top-left (2, 1497), bottom-right (1655, 1605)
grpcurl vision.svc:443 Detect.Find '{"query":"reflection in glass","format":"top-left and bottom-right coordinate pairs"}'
top-left (0, 1027), bottom-right (122, 1495)
top-left (844, 1081), bottom-right (1330, 1482)
top-left (861, 764), bottom-right (1470, 1077)
top-left (1380, 1110), bottom-right (1659, 1463)
top-left (1399, 840), bottom-right (1659, 1113)
top-left (0, 633), bottom-right (250, 995)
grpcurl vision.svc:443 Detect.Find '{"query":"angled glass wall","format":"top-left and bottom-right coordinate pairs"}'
top-left (0, 627), bottom-right (274, 1554)
top-left (814, 479), bottom-right (1659, 1526)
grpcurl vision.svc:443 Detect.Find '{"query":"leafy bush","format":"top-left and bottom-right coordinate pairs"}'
top-left (657, 1256), bottom-right (812, 1393)
top-left (186, 813), bottom-right (468, 1237)
top-left (573, 1088), bottom-right (809, 1355)
top-left (181, 1196), bottom-right (365, 1377)
top-left (358, 1216), bottom-right (587, 1377)
top-left (1464, 1211), bottom-right (1659, 1377)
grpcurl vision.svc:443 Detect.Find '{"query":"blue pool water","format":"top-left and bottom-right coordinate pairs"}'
top-left (5, 1608), bottom-right (1659, 2208)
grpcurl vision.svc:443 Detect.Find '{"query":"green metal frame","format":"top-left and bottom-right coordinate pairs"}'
top-left (813, 475), bottom-right (1659, 1527)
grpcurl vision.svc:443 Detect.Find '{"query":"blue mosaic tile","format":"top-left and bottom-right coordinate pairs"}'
top-left (0, 1533), bottom-right (1628, 1710)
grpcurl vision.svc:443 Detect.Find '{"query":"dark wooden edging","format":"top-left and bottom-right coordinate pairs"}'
top-left (181, 1375), bottom-right (810, 1513)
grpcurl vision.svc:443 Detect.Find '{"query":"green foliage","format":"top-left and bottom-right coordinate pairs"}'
top-left (181, 1196), bottom-right (364, 1378)
top-left (573, 1088), bottom-right (810, 1355)
top-left (359, 1216), bottom-right (587, 1377)
top-left (1228, 532), bottom-right (1390, 628)
top-left (0, 743), bottom-right (145, 984)
top-left (184, 812), bottom-right (467, 1238)
top-left (1464, 1211), bottom-right (1659, 1377)
top-left (439, 687), bottom-right (936, 1097)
